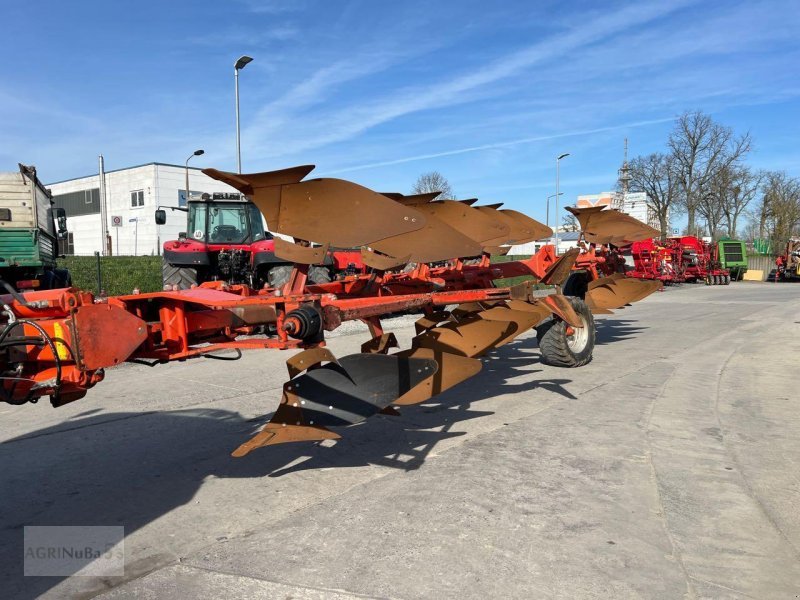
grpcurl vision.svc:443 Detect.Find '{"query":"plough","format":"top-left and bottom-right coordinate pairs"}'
top-left (0, 165), bottom-right (661, 456)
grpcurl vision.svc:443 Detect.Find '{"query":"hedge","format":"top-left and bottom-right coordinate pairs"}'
top-left (55, 253), bottom-right (542, 296)
top-left (57, 255), bottom-right (162, 296)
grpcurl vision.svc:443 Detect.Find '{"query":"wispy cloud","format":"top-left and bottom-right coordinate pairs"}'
top-left (243, 1), bottom-right (696, 158)
top-left (323, 117), bottom-right (676, 174)
top-left (235, 0), bottom-right (309, 14)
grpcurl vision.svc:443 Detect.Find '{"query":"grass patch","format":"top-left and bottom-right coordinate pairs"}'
top-left (58, 255), bottom-right (162, 296)
top-left (490, 254), bottom-right (552, 289)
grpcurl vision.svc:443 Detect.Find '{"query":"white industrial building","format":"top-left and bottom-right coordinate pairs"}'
top-left (47, 163), bottom-right (240, 256)
top-left (507, 231), bottom-right (581, 256)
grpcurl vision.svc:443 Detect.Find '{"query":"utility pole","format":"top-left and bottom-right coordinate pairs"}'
top-left (555, 153), bottom-right (570, 254)
top-left (98, 155), bottom-right (109, 256)
top-left (234, 56), bottom-right (253, 173)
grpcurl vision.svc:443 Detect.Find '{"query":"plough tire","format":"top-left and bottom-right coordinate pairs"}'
top-left (536, 296), bottom-right (594, 368)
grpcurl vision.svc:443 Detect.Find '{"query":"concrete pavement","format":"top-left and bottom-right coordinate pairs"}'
top-left (1, 282), bottom-right (798, 599)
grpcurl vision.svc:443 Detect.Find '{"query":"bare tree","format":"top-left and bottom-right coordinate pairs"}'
top-left (668, 111), bottom-right (752, 235)
top-left (715, 166), bottom-right (762, 238)
top-left (696, 187), bottom-right (725, 239)
top-left (626, 152), bottom-right (680, 239)
top-left (411, 171), bottom-right (455, 200)
top-left (759, 171), bottom-right (800, 251)
top-left (561, 213), bottom-right (579, 232)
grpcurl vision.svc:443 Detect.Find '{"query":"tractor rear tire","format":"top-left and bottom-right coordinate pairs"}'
top-left (162, 260), bottom-right (199, 290)
top-left (267, 265), bottom-right (293, 288)
top-left (308, 265), bottom-right (332, 285)
top-left (536, 296), bottom-right (595, 368)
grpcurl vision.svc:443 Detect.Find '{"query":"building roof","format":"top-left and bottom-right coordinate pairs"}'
top-left (537, 231), bottom-right (581, 242)
top-left (46, 162), bottom-right (206, 186)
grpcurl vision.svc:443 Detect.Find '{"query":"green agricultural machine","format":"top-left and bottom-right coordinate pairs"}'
top-left (717, 239), bottom-right (748, 281)
top-left (0, 164), bottom-right (70, 291)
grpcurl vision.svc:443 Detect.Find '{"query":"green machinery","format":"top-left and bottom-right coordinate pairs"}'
top-left (717, 239), bottom-right (748, 281)
top-left (0, 164), bottom-right (70, 290)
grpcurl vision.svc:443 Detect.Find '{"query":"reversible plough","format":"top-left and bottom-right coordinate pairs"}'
top-left (0, 165), bottom-right (661, 456)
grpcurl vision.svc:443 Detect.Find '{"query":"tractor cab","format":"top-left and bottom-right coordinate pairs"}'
top-left (157, 192), bottom-right (270, 245)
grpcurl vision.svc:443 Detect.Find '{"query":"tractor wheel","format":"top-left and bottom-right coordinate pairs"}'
top-left (52, 268), bottom-right (72, 288)
top-left (267, 265), bottom-right (293, 288)
top-left (562, 271), bottom-right (589, 299)
top-left (536, 296), bottom-right (595, 368)
top-left (725, 274), bottom-right (731, 285)
top-left (162, 259), bottom-right (198, 290)
top-left (308, 265), bottom-right (332, 285)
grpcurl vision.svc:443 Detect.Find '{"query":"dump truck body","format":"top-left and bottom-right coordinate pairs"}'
top-left (0, 165), bottom-right (69, 290)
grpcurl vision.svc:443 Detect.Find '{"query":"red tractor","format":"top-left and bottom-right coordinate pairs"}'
top-left (156, 193), bottom-right (348, 290)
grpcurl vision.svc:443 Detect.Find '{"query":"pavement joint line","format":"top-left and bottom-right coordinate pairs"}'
top-left (641, 360), bottom-right (696, 599)
top-left (161, 562), bottom-right (399, 600)
top-left (687, 574), bottom-right (759, 598)
top-left (712, 331), bottom-right (800, 563)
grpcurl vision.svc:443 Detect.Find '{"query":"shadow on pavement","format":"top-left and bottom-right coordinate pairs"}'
top-left (0, 337), bottom-right (572, 599)
top-left (594, 318), bottom-right (646, 345)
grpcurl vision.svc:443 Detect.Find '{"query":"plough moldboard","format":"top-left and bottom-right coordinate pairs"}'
top-left (0, 165), bottom-right (661, 457)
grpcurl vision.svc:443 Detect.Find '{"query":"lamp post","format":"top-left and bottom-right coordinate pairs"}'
top-left (234, 55), bottom-right (253, 174)
top-left (174, 149), bottom-right (204, 256)
top-left (554, 153), bottom-right (570, 254)
top-left (546, 192), bottom-right (563, 230)
top-left (185, 149), bottom-right (205, 207)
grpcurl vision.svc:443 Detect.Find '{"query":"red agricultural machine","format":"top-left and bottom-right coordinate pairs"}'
top-left (0, 165), bottom-right (660, 457)
top-left (624, 238), bottom-right (682, 283)
top-left (671, 236), bottom-right (731, 285)
top-left (775, 238), bottom-right (800, 281)
top-left (559, 209), bottom-right (731, 287)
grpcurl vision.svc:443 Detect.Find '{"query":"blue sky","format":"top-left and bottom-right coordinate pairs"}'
top-left (2, 0), bottom-right (799, 226)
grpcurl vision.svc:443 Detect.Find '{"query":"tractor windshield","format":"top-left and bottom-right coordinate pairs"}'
top-left (188, 202), bottom-right (269, 244)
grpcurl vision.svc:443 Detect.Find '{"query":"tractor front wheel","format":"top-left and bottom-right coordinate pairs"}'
top-left (536, 296), bottom-right (595, 367)
top-left (162, 259), bottom-right (199, 290)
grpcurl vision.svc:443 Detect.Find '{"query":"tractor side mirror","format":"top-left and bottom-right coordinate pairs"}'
top-left (155, 209), bottom-right (167, 225)
top-left (54, 207), bottom-right (67, 235)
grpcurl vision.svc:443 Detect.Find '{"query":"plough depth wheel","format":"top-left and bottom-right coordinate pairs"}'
top-left (536, 297), bottom-right (595, 367)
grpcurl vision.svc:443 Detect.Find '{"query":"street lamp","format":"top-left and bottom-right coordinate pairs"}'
top-left (234, 55), bottom-right (253, 174)
top-left (554, 152), bottom-right (570, 254)
top-left (546, 192), bottom-right (563, 230)
top-left (185, 149), bottom-right (205, 206)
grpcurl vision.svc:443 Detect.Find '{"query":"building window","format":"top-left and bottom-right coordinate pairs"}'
top-left (59, 232), bottom-right (75, 256)
top-left (53, 188), bottom-right (100, 217)
top-left (130, 190), bottom-right (145, 208)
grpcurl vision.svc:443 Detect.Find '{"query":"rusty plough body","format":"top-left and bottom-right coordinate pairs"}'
top-left (0, 166), bottom-right (660, 456)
